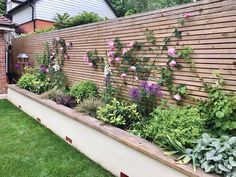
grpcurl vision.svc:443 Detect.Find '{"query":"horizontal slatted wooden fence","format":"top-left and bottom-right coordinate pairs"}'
top-left (11, 0), bottom-right (236, 105)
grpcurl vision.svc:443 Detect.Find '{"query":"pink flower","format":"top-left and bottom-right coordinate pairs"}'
top-left (169, 60), bottom-right (177, 67)
top-left (130, 66), bottom-right (136, 71)
top-left (64, 54), bottom-right (69, 60)
top-left (107, 39), bottom-right (115, 50)
top-left (128, 41), bottom-right (134, 47)
top-left (121, 73), bottom-right (128, 79)
top-left (184, 13), bottom-right (192, 19)
top-left (122, 48), bottom-right (128, 55)
top-left (108, 57), bottom-right (114, 64)
top-left (88, 63), bottom-right (94, 67)
top-left (83, 54), bottom-right (89, 62)
top-left (168, 48), bottom-right (176, 57)
top-left (108, 51), bottom-right (114, 57)
top-left (60, 47), bottom-right (64, 51)
top-left (173, 94), bottom-right (182, 101)
top-left (55, 37), bottom-right (60, 41)
top-left (66, 42), bottom-right (72, 47)
top-left (115, 57), bottom-right (121, 63)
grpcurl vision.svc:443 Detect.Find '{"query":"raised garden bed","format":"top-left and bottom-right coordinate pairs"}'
top-left (7, 85), bottom-right (218, 177)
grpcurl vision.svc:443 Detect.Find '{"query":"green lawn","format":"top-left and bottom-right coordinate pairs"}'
top-left (0, 100), bottom-right (114, 177)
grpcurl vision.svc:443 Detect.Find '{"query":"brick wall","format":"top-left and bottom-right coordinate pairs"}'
top-left (19, 20), bottom-right (54, 33)
top-left (0, 31), bottom-right (6, 93)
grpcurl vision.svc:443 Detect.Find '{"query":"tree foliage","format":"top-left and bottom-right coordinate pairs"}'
top-left (110, 0), bottom-right (196, 16)
top-left (0, 0), bottom-right (5, 15)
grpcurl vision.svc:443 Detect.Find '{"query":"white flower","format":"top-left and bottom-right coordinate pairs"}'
top-left (53, 64), bottom-right (60, 71)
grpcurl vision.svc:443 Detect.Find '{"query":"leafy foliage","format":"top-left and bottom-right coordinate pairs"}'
top-left (196, 73), bottom-right (236, 136)
top-left (193, 134), bottom-right (236, 177)
top-left (110, 0), bottom-right (194, 16)
top-left (76, 98), bottom-right (104, 118)
top-left (198, 84), bottom-right (236, 136)
top-left (53, 12), bottom-right (102, 29)
top-left (0, 0), bottom-right (5, 15)
top-left (70, 81), bottom-right (98, 103)
top-left (97, 98), bottom-right (141, 128)
top-left (35, 26), bottom-right (56, 34)
top-left (66, 12), bottom-right (102, 28)
top-left (17, 73), bottom-right (51, 94)
top-left (53, 13), bottom-right (71, 29)
top-left (144, 106), bottom-right (206, 148)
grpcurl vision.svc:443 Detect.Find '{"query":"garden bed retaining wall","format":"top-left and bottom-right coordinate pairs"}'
top-left (7, 85), bottom-right (218, 177)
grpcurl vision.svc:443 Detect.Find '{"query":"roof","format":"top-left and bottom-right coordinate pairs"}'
top-left (0, 16), bottom-right (14, 27)
top-left (12, 0), bottom-right (26, 3)
top-left (7, 0), bottom-right (119, 17)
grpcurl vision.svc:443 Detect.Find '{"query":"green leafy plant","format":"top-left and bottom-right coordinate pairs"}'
top-left (53, 13), bottom-right (71, 29)
top-left (84, 49), bottom-right (104, 68)
top-left (36, 42), bottom-right (51, 67)
top-left (67, 12), bottom-right (102, 28)
top-left (35, 26), bottom-right (56, 34)
top-left (198, 76), bottom-right (236, 135)
top-left (144, 106), bottom-right (206, 149)
top-left (76, 98), bottom-right (104, 117)
top-left (193, 133), bottom-right (236, 177)
top-left (178, 46), bottom-right (195, 72)
top-left (70, 81), bottom-right (98, 102)
top-left (54, 12), bottom-right (102, 29)
top-left (97, 98), bottom-right (141, 128)
top-left (17, 73), bottom-right (51, 94)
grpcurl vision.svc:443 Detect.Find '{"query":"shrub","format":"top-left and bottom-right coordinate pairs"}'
top-left (56, 95), bottom-right (77, 108)
top-left (96, 98), bottom-right (141, 128)
top-left (53, 12), bottom-right (102, 29)
top-left (35, 26), bottom-right (55, 34)
top-left (70, 81), bottom-right (98, 102)
top-left (198, 87), bottom-right (236, 136)
top-left (17, 73), bottom-right (51, 94)
top-left (41, 89), bottom-right (76, 108)
top-left (193, 133), bottom-right (236, 177)
top-left (76, 98), bottom-right (104, 117)
top-left (144, 106), bottom-right (206, 148)
top-left (67, 12), bottom-right (102, 28)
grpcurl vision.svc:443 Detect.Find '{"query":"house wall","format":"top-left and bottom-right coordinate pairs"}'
top-left (35, 0), bottom-right (117, 21)
top-left (6, 0), bottom-right (21, 12)
top-left (19, 20), bottom-right (54, 33)
top-left (12, 5), bottom-right (33, 25)
top-left (11, 0), bottom-right (236, 105)
top-left (0, 31), bottom-right (6, 93)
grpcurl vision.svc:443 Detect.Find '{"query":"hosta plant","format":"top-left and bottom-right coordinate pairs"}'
top-left (193, 133), bottom-right (236, 177)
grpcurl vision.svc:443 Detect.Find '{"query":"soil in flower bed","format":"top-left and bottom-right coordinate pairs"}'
top-left (0, 100), bottom-right (114, 177)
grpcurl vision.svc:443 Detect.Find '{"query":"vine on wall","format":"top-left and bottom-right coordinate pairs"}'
top-left (82, 13), bottom-right (195, 103)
